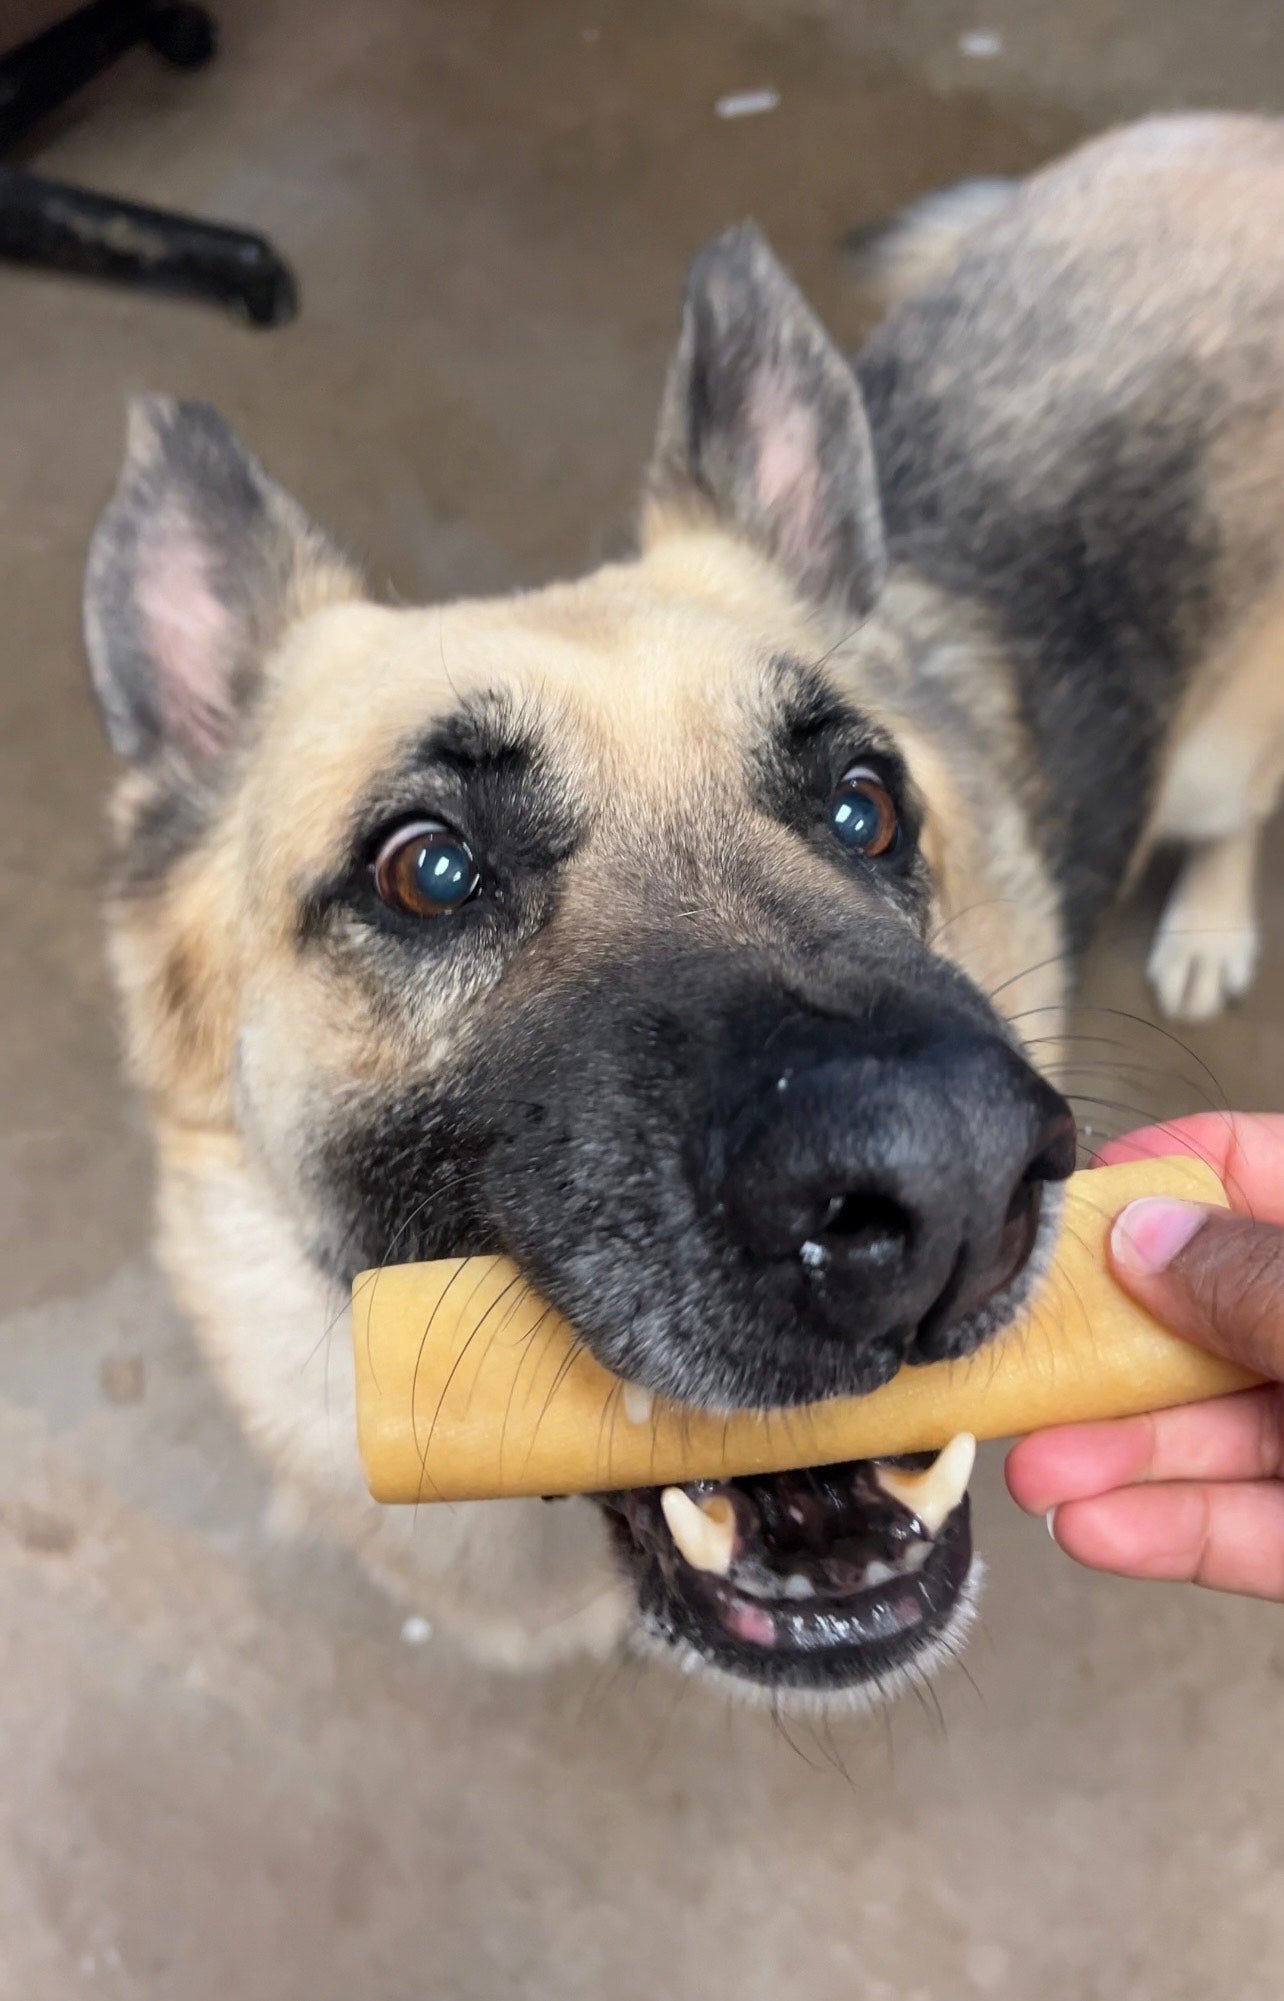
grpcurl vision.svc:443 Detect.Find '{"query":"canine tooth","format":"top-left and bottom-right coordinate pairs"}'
top-left (874, 1432), bottom-right (978, 1535)
top-left (660, 1487), bottom-right (736, 1575)
top-left (622, 1383), bottom-right (653, 1426)
top-left (783, 1572), bottom-right (815, 1600)
top-left (864, 1560), bottom-right (896, 1587)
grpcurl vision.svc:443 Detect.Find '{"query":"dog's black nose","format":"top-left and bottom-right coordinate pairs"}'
top-left (713, 1017), bottom-right (1075, 1368)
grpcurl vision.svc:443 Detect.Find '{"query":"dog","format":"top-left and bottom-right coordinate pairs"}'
top-left (83, 112), bottom-right (1284, 1705)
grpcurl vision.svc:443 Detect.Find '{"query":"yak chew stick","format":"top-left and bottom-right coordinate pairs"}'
top-left (352, 1155), bottom-right (1259, 1505)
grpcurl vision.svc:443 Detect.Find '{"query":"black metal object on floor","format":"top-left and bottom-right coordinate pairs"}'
top-left (0, 1), bottom-right (297, 326)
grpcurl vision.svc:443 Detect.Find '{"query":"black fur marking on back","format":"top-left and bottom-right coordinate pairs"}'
top-left (857, 299), bottom-right (1225, 949)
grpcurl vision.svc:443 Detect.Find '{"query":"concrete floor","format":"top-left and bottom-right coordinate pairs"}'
top-left (3, 2), bottom-right (1284, 1996)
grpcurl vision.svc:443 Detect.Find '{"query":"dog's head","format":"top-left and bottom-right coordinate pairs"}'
top-left (86, 229), bottom-right (1073, 1698)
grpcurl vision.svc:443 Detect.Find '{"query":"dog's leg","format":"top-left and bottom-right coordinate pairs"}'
top-left (1145, 591), bottom-right (1284, 1023)
top-left (1148, 828), bottom-right (1262, 1023)
top-left (1146, 731), bottom-right (1284, 1023)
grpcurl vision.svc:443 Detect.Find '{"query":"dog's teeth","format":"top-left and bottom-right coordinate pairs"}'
top-left (783, 1571), bottom-right (815, 1600)
top-left (622, 1383), bottom-right (653, 1426)
top-left (874, 1432), bottom-right (977, 1534)
top-left (660, 1487), bottom-right (736, 1575)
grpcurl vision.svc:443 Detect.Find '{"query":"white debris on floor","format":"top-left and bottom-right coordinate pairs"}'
top-left (715, 87), bottom-right (780, 117)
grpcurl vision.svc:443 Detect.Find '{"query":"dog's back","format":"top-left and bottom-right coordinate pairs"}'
top-left (855, 114), bottom-right (1284, 963)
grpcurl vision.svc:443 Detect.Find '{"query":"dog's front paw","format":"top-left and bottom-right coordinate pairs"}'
top-left (1147, 920), bottom-right (1259, 1023)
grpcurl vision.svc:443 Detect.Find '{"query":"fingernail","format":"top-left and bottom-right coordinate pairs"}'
top-left (1045, 1507), bottom-right (1059, 1544)
top-left (1111, 1197), bottom-right (1208, 1275)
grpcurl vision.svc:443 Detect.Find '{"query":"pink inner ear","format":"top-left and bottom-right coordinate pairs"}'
top-left (135, 507), bottom-right (240, 759)
top-left (749, 370), bottom-right (825, 574)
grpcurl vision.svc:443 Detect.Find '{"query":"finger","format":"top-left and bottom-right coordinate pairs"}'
top-left (1095, 1113), bottom-right (1284, 1226)
top-left (1049, 1479), bottom-right (1284, 1600)
top-left (1005, 1387), bottom-right (1284, 1513)
top-left (1094, 1119), bottom-right (1229, 1171)
top-left (1110, 1203), bottom-right (1284, 1379)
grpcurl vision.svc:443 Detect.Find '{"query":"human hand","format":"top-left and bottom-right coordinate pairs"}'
top-left (1006, 1112), bottom-right (1284, 1599)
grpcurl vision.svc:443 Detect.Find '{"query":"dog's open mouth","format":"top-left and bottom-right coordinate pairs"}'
top-left (597, 1437), bottom-right (977, 1694)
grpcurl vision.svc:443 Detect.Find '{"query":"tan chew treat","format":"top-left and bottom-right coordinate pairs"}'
top-left (352, 1155), bottom-right (1259, 1505)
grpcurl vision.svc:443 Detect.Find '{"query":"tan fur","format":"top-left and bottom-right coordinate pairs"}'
top-left (105, 525), bottom-right (1067, 1666)
top-left (98, 113), bottom-right (1284, 1669)
top-left (868, 574), bottom-right (1064, 1038)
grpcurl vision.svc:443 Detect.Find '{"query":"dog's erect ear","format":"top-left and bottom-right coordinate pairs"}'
top-left (646, 225), bottom-right (886, 614)
top-left (84, 397), bottom-right (361, 766)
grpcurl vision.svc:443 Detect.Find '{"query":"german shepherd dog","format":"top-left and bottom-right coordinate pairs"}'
top-left (84, 115), bottom-right (1284, 1703)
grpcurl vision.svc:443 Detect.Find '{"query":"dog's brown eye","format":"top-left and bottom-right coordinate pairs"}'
top-left (373, 821), bottom-right (480, 918)
top-left (829, 767), bottom-right (900, 858)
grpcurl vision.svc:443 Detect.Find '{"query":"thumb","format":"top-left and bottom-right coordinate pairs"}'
top-left (1110, 1198), bottom-right (1284, 1381)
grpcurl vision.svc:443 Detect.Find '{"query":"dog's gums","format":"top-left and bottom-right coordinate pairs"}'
top-left (603, 1449), bottom-right (976, 1691)
top-left (594, 1439), bottom-right (979, 1688)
